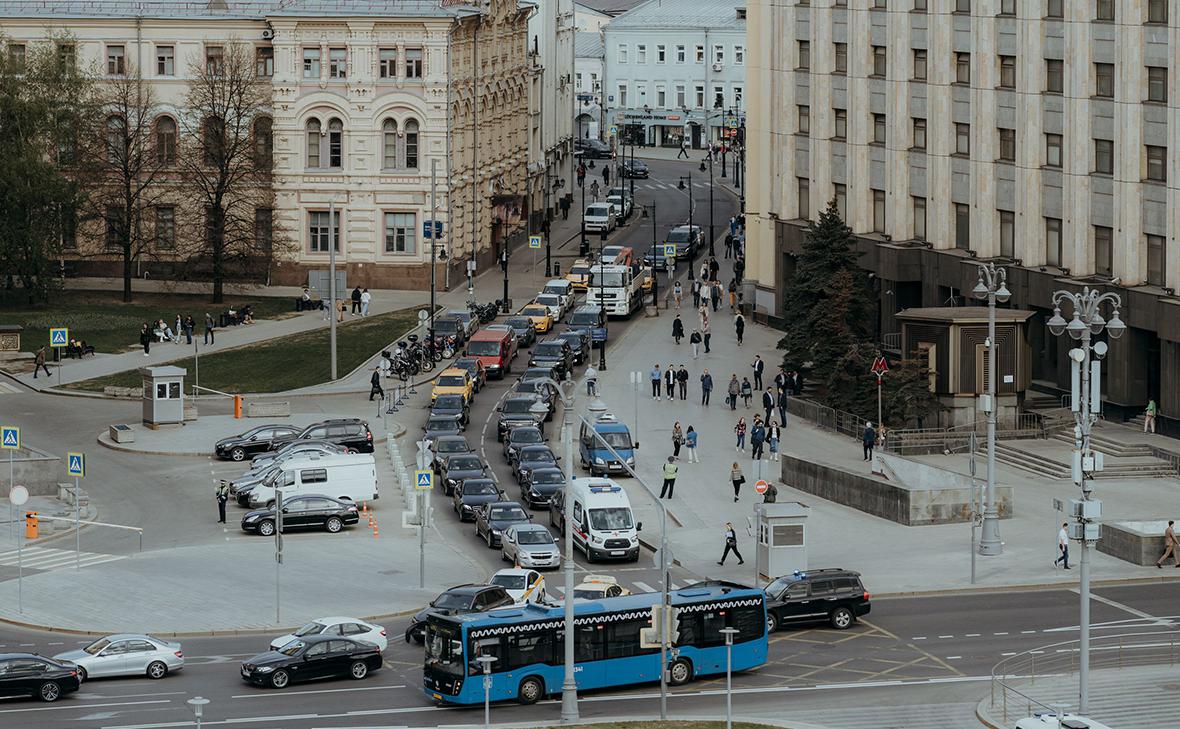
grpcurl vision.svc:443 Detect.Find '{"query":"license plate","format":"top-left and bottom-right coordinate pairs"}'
top-left (611, 550), bottom-right (624, 556)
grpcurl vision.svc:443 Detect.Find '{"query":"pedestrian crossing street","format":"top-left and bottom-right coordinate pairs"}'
top-left (0, 546), bottom-right (128, 572)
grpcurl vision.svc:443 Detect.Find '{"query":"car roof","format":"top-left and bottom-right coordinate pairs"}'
top-left (438, 368), bottom-right (468, 376)
top-left (509, 425), bottom-right (543, 435)
top-left (0, 652), bottom-right (61, 661)
top-left (442, 583), bottom-right (503, 596)
top-left (512, 522), bottom-right (552, 532)
top-left (434, 435), bottom-right (469, 444)
top-left (504, 394), bottom-right (540, 403)
top-left (304, 616), bottom-right (371, 625)
top-left (487, 500), bottom-right (525, 508)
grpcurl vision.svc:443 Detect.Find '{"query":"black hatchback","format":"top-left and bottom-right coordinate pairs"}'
top-left (215, 424), bottom-right (302, 462)
top-left (270, 419), bottom-right (374, 454)
top-left (555, 329), bottom-right (591, 365)
top-left (240, 635), bottom-right (381, 689)
top-left (763, 568), bottom-right (871, 632)
top-left (240, 495), bottom-right (360, 536)
top-left (0, 653), bottom-right (82, 702)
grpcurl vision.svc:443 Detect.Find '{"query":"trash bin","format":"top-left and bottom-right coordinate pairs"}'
top-left (219, 313), bottom-right (230, 328)
top-left (554, 262), bottom-right (562, 277)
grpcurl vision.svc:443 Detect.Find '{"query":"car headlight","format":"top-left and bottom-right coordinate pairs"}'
top-left (630, 537), bottom-right (639, 545)
top-left (244, 514), bottom-right (260, 523)
top-left (445, 478), bottom-right (458, 486)
top-left (594, 457), bottom-right (606, 465)
top-left (461, 504), bottom-right (473, 512)
top-left (492, 529), bottom-right (501, 536)
top-left (626, 457), bottom-right (635, 466)
top-left (255, 666), bottom-right (275, 673)
top-left (591, 535), bottom-right (603, 544)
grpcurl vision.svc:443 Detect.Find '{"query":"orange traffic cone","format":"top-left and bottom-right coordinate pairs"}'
top-left (371, 520), bottom-right (379, 538)
top-left (361, 501), bottom-right (369, 516)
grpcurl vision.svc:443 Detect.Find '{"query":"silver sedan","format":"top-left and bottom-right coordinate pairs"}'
top-left (501, 523), bottom-right (562, 569)
top-left (54, 634), bottom-right (183, 680)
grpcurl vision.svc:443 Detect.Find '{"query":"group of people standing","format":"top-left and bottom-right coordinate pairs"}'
top-left (138, 314), bottom-right (217, 355)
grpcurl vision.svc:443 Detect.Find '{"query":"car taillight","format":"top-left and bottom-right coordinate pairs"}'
top-left (380, 629), bottom-right (387, 637)
top-left (366, 431), bottom-right (373, 441)
top-left (348, 506), bottom-right (358, 513)
top-left (175, 651), bottom-right (184, 658)
top-left (69, 670), bottom-right (77, 677)
top-left (863, 591), bottom-right (871, 601)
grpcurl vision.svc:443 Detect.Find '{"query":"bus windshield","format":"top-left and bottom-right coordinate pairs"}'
top-left (589, 507), bottom-right (633, 530)
top-left (466, 341), bottom-right (502, 356)
top-left (425, 621), bottom-right (465, 676)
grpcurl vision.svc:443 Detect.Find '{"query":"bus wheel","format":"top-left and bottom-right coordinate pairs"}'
top-left (668, 658), bottom-right (693, 686)
top-left (517, 676), bottom-right (544, 705)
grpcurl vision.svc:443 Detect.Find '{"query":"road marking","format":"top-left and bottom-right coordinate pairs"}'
top-left (0, 546), bottom-right (128, 571)
top-left (1071, 588), bottom-right (1174, 626)
top-left (232, 684), bottom-right (405, 699)
top-left (0, 699), bottom-right (171, 715)
top-left (76, 692), bottom-right (187, 700)
top-left (911, 636), bottom-right (926, 640)
top-left (937, 635), bottom-right (953, 639)
top-left (994, 632), bottom-right (1009, 636)
top-left (964, 633), bottom-right (980, 637)
top-left (1021, 630), bottom-right (1037, 634)
top-left (1002, 652), bottom-right (1017, 656)
top-left (945, 655), bottom-right (961, 659)
top-left (632, 580), bottom-right (656, 592)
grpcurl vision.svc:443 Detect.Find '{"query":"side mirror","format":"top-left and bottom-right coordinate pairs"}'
top-left (281, 507), bottom-right (289, 514)
top-left (636, 521), bottom-right (643, 532)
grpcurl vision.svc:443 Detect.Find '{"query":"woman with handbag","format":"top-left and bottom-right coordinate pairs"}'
top-left (734, 417), bottom-right (747, 451)
top-left (730, 463), bottom-right (745, 502)
top-left (671, 421), bottom-right (684, 460)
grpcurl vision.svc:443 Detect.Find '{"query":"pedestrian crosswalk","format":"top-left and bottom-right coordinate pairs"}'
top-left (546, 579), bottom-right (688, 599)
top-left (631, 180), bottom-right (709, 192)
top-left (780, 703), bottom-right (981, 729)
top-left (0, 546), bottom-right (128, 572)
top-left (0, 382), bottom-right (21, 395)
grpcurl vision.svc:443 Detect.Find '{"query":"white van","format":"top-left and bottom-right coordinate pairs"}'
top-left (583, 203), bottom-right (616, 233)
top-left (563, 479), bottom-right (639, 562)
top-left (541, 279), bottom-right (575, 311)
top-left (247, 453), bottom-right (378, 508)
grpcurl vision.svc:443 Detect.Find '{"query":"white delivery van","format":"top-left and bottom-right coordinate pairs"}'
top-left (247, 453), bottom-right (378, 508)
top-left (566, 478), bottom-right (640, 562)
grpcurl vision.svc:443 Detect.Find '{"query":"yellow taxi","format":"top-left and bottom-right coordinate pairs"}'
top-left (432, 367), bottom-right (475, 403)
top-left (520, 304), bottom-right (554, 333)
top-left (570, 575), bottom-right (631, 600)
top-left (564, 259), bottom-right (593, 290)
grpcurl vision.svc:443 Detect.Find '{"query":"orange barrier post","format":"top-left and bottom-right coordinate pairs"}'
top-left (371, 520), bottom-right (379, 538)
top-left (25, 511), bottom-right (38, 540)
top-left (233, 395), bottom-right (243, 419)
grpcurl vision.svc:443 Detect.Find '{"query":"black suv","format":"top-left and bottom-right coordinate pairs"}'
top-left (496, 394), bottom-right (545, 442)
top-left (270, 418), bottom-right (374, 453)
top-left (575, 138), bottom-right (613, 159)
top-left (763, 569), bottom-right (871, 632)
top-left (404, 584), bottom-right (514, 643)
top-left (528, 340), bottom-right (574, 380)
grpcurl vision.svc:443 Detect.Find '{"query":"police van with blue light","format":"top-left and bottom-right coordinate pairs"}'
top-left (549, 478), bottom-right (640, 562)
top-left (578, 413), bottom-right (635, 476)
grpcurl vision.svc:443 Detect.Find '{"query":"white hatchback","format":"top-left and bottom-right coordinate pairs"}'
top-left (270, 616), bottom-right (388, 653)
top-left (490, 568), bottom-right (547, 605)
top-left (54, 634), bottom-right (183, 680)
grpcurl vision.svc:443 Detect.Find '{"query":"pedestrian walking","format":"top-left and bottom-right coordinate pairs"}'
top-left (671, 422), bottom-right (684, 459)
top-left (664, 363), bottom-right (676, 400)
top-left (767, 420), bottom-right (781, 461)
top-left (750, 417), bottom-right (766, 459)
top-left (762, 481), bottom-right (778, 503)
top-left (718, 522), bottom-right (744, 565)
top-left (734, 417), bottom-right (747, 451)
top-left (351, 286), bottom-right (362, 315)
top-left (673, 281), bottom-right (683, 309)
top-left (689, 329), bottom-right (702, 358)
top-left (174, 314), bottom-right (183, 344)
top-left (602, 165), bottom-right (611, 186)
top-left (585, 365), bottom-right (599, 396)
top-left (672, 315), bottom-right (684, 345)
top-left (685, 426), bottom-right (699, 462)
top-left (1145, 399), bottom-right (1158, 433)
top-left (775, 367), bottom-right (788, 392)
top-left (777, 386), bottom-right (789, 425)
top-left (560, 196), bottom-right (570, 220)
top-left (740, 377), bottom-right (753, 407)
top-left (698, 305), bottom-right (709, 332)
top-left (677, 137), bottom-right (690, 159)
top-left (650, 364), bottom-right (662, 399)
top-left (360, 288), bottom-right (371, 316)
top-left (337, 299), bottom-right (347, 322)
top-left (216, 483), bottom-right (229, 523)
top-left (761, 388), bottom-right (775, 424)
top-left (33, 346), bottom-right (51, 378)
top-left (700, 369), bottom-right (713, 406)
top-left (691, 279), bottom-right (702, 309)
top-left (676, 364), bottom-right (689, 400)
top-left (183, 314), bottom-right (194, 344)
top-left (590, 180), bottom-right (600, 201)
top-left (1054, 522), bottom-right (1070, 569)
top-left (140, 324), bottom-right (152, 356)
top-left (702, 319), bottom-right (712, 353)
top-left (724, 232), bottom-right (734, 259)
top-left (862, 421), bottom-right (877, 461)
top-left (710, 280), bottom-right (721, 312)
top-left (727, 374), bottom-right (740, 410)
top-left (576, 162), bottom-right (586, 187)
top-left (204, 313), bottom-right (215, 345)
top-left (369, 368), bottom-right (385, 402)
top-left (730, 463), bottom-right (745, 501)
top-left (728, 279), bottom-right (737, 311)
top-left (661, 457), bottom-right (678, 498)
top-left (751, 355), bottom-right (765, 390)
top-left (1158, 520), bottom-right (1180, 567)
top-left (734, 312), bottom-right (746, 345)
top-left (710, 257), bottom-right (720, 280)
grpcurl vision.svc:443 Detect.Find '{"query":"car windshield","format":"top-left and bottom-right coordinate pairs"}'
top-left (518, 530), bottom-right (554, 545)
top-left (467, 340), bottom-right (502, 356)
top-left (570, 265), bottom-right (590, 275)
top-left (433, 592), bottom-right (474, 610)
top-left (435, 319), bottom-right (461, 331)
top-left (438, 375), bottom-right (466, 387)
top-left (294, 621), bottom-right (326, 637)
top-left (543, 285), bottom-right (566, 295)
top-left (512, 430), bottom-right (543, 444)
top-left (491, 574), bottom-right (528, 590)
top-left (536, 295), bottom-right (559, 306)
top-left (589, 507), bottom-right (634, 530)
top-left (667, 230), bottom-right (693, 243)
top-left (764, 576), bottom-right (797, 598)
top-left (532, 470), bottom-right (563, 484)
top-left (572, 588), bottom-right (601, 599)
top-left (425, 622), bottom-right (464, 676)
top-left (83, 638), bottom-right (112, 655)
top-left (569, 312), bottom-right (602, 326)
top-left (506, 318), bottom-right (532, 330)
top-left (590, 271), bottom-right (627, 287)
top-left (534, 342), bottom-right (563, 355)
top-left (438, 439), bottom-right (468, 454)
top-left (490, 506), bottom-right (528, 521)
top-left (523, 307), bottom-right (548, 317)
top-left (464, 481), bottom-right (499, 495)
top-left (503, 400), bottom-right (536, 414)
top-left (434, 395), bottom-right (465, 409)
top-left (449, 456), bottom-right (482, 470)
top-left (587, 205), bottom-right (610, 216)
top-left (522, 449), bottom-right (554, 463)
top-left (428, 418), bottom-right (458, 431)
top-left (598, 431), bottom-right (632, 448)
top-left (278, 640), bottom-right (306, 656)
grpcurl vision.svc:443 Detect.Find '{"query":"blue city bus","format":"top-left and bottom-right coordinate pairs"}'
top-left (422, 581), bottom-right (767, 705)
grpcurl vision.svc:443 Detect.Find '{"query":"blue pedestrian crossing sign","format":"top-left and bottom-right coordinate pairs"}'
top-left (663, 244), bottom-right (677, 258)
top-left (529, 235), bottom-right (543, 249)
top-left (414, 470), bottom-right (433, 491)
top-left (49, 327), bottom-right (69, 348)
top-left (0, 426), bottom-right (19, 450)
top-left (67, 452), bottom-right (85, 478)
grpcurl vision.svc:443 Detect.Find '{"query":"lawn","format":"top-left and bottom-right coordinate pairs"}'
top-left (0, 291), bottom-right (297, 354)
top-left (66, 307), bottom-right (421, 394)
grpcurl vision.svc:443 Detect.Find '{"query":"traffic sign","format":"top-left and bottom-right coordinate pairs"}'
top-left (8, 484), bottom-right (28, 506)
top-left (66, 452), bottom-right (85, 478)
top-left (418, 309), bottom-right (430, 324)
top-left (422, 220), bottom-right (444, 239)
top-left (49, 327), bottom-right (69, 348)
top-left (870, 356), bottom-right (889, 375)
top-left (415, 470), bottom-right (433, 491)
top-left (529, 235), bottom-right (543, 249)
top-left (755, 479), bottom-right (769, 495)
top-left (609, 125), bottom-right (618, 137)
top-left (663, 244), bottom-right (677, 258)
top-left (0, 426), bottom-right (18, 450)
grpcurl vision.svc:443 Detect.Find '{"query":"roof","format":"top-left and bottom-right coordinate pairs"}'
top-left (575, 31), bottom-right (605, 59)
top-left (604, 0), bottom-right (745, 31)
top-left (575, 0), bottom-right (645, 15)
top-left (896, 307), bottom-right (1037, 324)
top-left (0, 0), bottom-right (477, 19)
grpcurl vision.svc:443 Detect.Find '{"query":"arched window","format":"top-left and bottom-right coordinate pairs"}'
top-left (155, 116), bottom-right (176, 166)
top-left (306, 118), bottom-right (321, 168)
top-left (106, 115), bottom-right (126, 164)
top-left (404, 119), bottom-right (419, 170)
top-left (327, 117), bottom-right (343, 168)
top-left (253, 116), bottom-right (272, 169)
top-left (382, 118), bottom-right (397, 169)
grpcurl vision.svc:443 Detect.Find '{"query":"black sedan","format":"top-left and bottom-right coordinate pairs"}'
top-left (430, 435), bottom-right (472, 473)
top-left (215, 425), bottom-right (302, 462)
top-left (528, 340), bottom-right (573, 380)
top-left (555, 329), bottom-right (591, 366)
top-left (240, 635), bottom-right (381, 689)
top-left (504, 425), bottom-right (545, 463)
top-left (452, 478), bottom-right (504, 522)
top-left (440, 454), bottom-right (486, 496)
top-left (0, 653), bottom-right (82, 702)
top-left (403, 584), bottom-right (514, 643)
top-left (503, 317), bottom-right (538, 349)
top-left (424, 414), bottom-right (464, 439)
top-left (431, 394), bottom-right (470, 426)
top-left (521, 466), bottom-right (566, 509)
top-left (240, 495), bottom-right (360, 536)
top-left (474, 501), bottom-right (532, 548)
top-left (621, 159), bottom-right (650, 178)
top-left (512, 444), bottom-right (559, 485)
top-left (575, 138), bottom-right (613, 159)
top-left (496, 394), bottom-right (545, 442)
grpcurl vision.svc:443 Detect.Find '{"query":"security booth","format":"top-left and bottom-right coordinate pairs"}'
top-left (753, 501), bottom-right (810, 583)
top-left (141, 365), bottom-right (186, 428)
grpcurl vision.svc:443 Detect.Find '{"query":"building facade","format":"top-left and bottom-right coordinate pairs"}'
top-left (603, 0), bottom-right (746, 149)
top-left (0, 0), bottom-right (530, 290)
top-left (526, 0), bottom-right (576, 229)
top-left (574, 30), bottom-right (605, 140)
top-left (745, 0), bottom-right (1180, 424)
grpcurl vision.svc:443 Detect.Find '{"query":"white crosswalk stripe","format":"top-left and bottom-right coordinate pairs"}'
top-left (0, 546), bottom-right (128, 571)
top-left (0, 383), bottom-right (19, 395)
top-left (632, 581), bottom-right (656, 593)
top-left (781, 703), bottom-right (980, 729)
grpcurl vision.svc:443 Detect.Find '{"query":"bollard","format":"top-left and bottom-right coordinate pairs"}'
top-left (233, 395), bottom-right (243, 419)
top-left (25, 511), bottom-right (38, 540)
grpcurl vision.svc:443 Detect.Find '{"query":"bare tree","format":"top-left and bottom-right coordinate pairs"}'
top-left (176, 40), bottom-right (282, 303)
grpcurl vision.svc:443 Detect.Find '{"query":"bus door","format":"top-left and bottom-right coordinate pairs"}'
top-left (569, 623), bottom-right (605, 689)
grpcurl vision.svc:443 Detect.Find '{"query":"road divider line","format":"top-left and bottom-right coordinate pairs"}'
top-left (232, 684), bottom-right (405, 699)
top-left (0, 699), bottom-right (171, 715)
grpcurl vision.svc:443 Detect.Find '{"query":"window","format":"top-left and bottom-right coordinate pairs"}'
top-left (913, 117), bottom-right (927, 149)
top-left (873, 113), bottom-right (886, 144)
top-left (1094, 225), bottom-right (1112, 276)
top-left (955, 123), bottom-right (970, 155)
top-left (1046, 133), bottom-right (1062, 167)
top-left (253, 117), bottom-right (272, 168)
top-left (107, 45), bottom-right (125, 75)
top-left (155, 116), bottom-right (177, 165)
top-left (59, 205), bottom-right (76, 249)
top-left (405, 48), bottom-right (423, 78)
top-left (1046, 0), bottom-right (1063, 17)
top-left (676, 45), bottom-right (686, 63)
top-left (303, 48), bottom-right (321, 78)
top-left (1148, 67), bottom-right (1168, 102)
top-left (617, 45), bottom-right (628, 64)
top-left (834, 184), bottom-right (847, 219)
top-left (955, 0), bottom-right (970, 11)
top-left (382, 119), bottom-right (398, 168)
top-left (106, 116), bottom-right (126, 164)
top-left (202, 116), bottom-right (223, 165)
top-left (874, 0), bottom-right (887, 7)
top-left (797, 177), bottom-right (810, 219)
top-left (999, 0), bottom-right (1015, 14)
top-left (1094, 62), bottom-right (1113, 98)
top-left (206, 45), bottom-right (224, 76)
top-left (735, 45), bottom-right (745, 65)
top-left (619, 84), bottom-right (628, 107)
top-left (379, 48), bottom-right (396, 78)
top-left (1146, 145), bottom-right (1167, 182)
top-left (1148, 0), bottom-right (1168, 23)
top-left (328, 48), bottom-right (347, 79)
top-left (713, 85), bottom-right (724, 108)
top-left (105, 207), bottom-right (121, 249)
top-left (1046, 59), bottom-right (1063, 92)
top-left (57, 42), bottom-right (75, 68)
top-left (954, 203), bottom-right (970, 249)
top-left (734, 85), bottom-right (743, 108)
top-left (798, 105), bottom-right (810, 134)
top-left (5, 46), bottom-right (23, 71)
top-left (255, 207), bottom-right (273, 251)
top-left (1095, 0), bottom-right (1114, 21)
top-left (156, 45), bottom-right (174, 76)
top-left (872, 189), bottom-right (886, 232)
top-left (694, 85), bottom-right (704, 107)
top-left (676, 84), bottom-right (685, 107)
top-left (999, 55), bottom-right (1015, 89)
top-left (834, 43), bottom-right (847, 74)
top-left (255, 47), bottom-right (274, 77)
top-left (656, 45), bottom-right (665, 63)
top-left (309, 211), bottom-right (340, 252)
top-left (998, 127), bottom-right (1015, 162)
top-left (384, 212), bottom-right (417, 254)
top-left (306, 119), bottom-right (321, 167)
top-left (798, 41), bottom-right (810, 70)
top-left (327, 118), bottom-right (343, 168)
top-left (636, 44), bottom-right (646, 64)
top-left (155, 207), bottom-right (175, 250)
top-left (695, 45), bottom-right (705, 63)
top-left (834, 108), bottom-right (847, 140)
top-left (913, 49), bottom-right (927, 80)
top-left (914, 0), bottom-right (927, 9)
top-left (656, 84), bottom-right (666, 107)
top-left (503, 632), bottom-right (553, 670)
top-left (382, 118), bottom-right (420, 169)
top-left (1147, 234), bottom-right (1165, 285)
top-left (1045, 217), bottom-right (1062, 266)
top-left (714, 45), bottom-right (724, 64)
top-left (872, 46), bottom-right (886, 77)
top-left (913, 197), bottom-right (926, 241)
top-left (955, 53), bottom-right (971, 84)
top-left (1094, 138), bottom-right (1113, 174)
top-left (999, 210), bottom-right (1014, 258)
top-left (605, 618), bottom-right (656, 659)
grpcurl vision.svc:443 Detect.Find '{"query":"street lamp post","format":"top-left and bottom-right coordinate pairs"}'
top-left (598, 233), bottom-right (608, 370)
top-left (678, 173), bottom-right (695, 281)
top-left (971, 262), bottom-right (1011, 557)
top-left (628, 137), bottom-right (636, 199)
top-left (476, 655), bottom-right (497, 729)
top-left (703, 155), bottom-right (715, 258)
top-left (579, 161), bottom-right (588, 257)
top-left (187, 696), bottom-right (210, 729)
top-left (1047, 287), bottom-right (1126, 715)
top-left (720, 627), bottom-right (739, 729)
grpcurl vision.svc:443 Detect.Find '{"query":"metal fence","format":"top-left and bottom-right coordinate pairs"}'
top-left (784, 397), bottom-right (867, 441)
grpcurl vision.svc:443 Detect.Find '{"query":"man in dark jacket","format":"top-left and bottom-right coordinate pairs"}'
top-left (751, 355), bottom-right (765, 390)
top-left (676, 365), bottom-right (689, 400)
top-left (664, 363), bottom-right (676, 400)
top-left (777, 386), bottom-right (788, 425)
top-left (351, 286), bottom-right (362, 315)
top-left (672, 314), bottom-right (684, 344)
top-left (762, 388), bottom-right (775, 424)
top-left (700, 369), bottom-right (714, 406)
top-left (369, 367), bottom-right (385, 401)
top-left (863, 422), bottom-right (877, 461)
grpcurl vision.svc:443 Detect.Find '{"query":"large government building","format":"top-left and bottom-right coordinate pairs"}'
top-left (746, 0), bottom-right (1179, 424)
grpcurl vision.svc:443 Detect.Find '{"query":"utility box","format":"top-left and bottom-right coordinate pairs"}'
top-left (754, 501), bottom-right (810, 583)
top-left (141, 365), bottom-right (186, 428)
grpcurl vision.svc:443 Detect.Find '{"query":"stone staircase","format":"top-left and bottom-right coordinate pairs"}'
top-left (986, 431), bottom-right (1180, 480)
